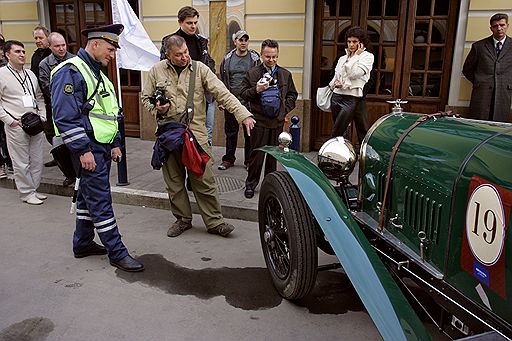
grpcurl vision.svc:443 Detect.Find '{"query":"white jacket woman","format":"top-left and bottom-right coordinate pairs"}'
top-left (329, 27), bottom-right (374, 139)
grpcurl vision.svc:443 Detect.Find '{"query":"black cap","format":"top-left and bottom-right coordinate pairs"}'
top-left (81, 24), bottom-right (124, 48)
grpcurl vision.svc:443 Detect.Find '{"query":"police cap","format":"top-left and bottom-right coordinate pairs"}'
top-left (81, 24), bottom-right (124, 49)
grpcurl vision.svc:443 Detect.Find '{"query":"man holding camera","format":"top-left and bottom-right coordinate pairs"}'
top-left (240, 39), bottom-right (297, 199)
top-left (50, 24), bottom-right (144, 272)
top-left (0, 40), bottom-right (46, 205)
top-left (142, 34), bottom-right (255, 238)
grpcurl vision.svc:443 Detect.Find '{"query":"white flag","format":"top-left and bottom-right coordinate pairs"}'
top-left (111, 0), bottom-right (160, 71)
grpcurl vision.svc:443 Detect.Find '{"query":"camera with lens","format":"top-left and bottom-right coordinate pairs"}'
top-left (258, 72), bottom-right (277, 87)
top-left (148, 89), bottom-right (170, 106)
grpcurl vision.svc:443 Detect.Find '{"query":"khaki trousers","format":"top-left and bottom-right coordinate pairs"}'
top-left (161, 145), bottom-right (224, 229)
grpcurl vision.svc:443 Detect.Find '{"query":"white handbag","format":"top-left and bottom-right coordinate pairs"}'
top-left (316, 86), bottom-right (333, 112)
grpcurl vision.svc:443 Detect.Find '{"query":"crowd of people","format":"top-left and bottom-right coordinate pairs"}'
top-left (0, 9), bottom-right (509, 273)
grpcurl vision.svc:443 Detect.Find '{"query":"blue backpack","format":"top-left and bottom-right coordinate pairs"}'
top-left (260, 68), bottom-right (281, 118)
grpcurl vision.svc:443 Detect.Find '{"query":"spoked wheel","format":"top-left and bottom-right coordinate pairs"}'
top-left (258, 171), bottom-right (318, 300)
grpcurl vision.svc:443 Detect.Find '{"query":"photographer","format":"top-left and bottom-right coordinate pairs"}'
top-left (142, 34), bottom-right (255, 238)
top-left (240, 39), bottom-right (298, 199)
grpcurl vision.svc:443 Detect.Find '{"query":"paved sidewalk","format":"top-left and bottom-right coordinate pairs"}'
top-left (0, 137), bottom-right (321, 222)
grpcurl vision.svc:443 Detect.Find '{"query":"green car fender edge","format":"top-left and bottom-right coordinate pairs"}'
top-left (258, 145), bottom-right (431, 341)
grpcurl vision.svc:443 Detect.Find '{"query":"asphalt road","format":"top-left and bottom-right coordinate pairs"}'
top-left (0, 187), bottom-right (384, 341)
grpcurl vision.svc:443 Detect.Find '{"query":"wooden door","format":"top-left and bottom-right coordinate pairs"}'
top-left (48, 0), bottom-right (141, 137)
top-left (312, 0), bottom-right (460, 149)
top-left (49, 0), bottom-right (111, 54)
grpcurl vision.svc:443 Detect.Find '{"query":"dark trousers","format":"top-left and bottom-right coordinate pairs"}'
top-left (222, 110), bottom-right (251, 164)
top-left (0, 121), bottom-right (12, 167)
top-left (245, 124), bottom-right (282, 190)
top-left (330, 93), bottom-right (368, 143)
top-left (72, 141), bottom-right (128, 261)
top-left (43, 103), bottom-right (55, 145)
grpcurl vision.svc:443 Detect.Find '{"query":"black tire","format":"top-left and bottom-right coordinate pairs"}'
top-left (258, 171), bottom-right (318, 300)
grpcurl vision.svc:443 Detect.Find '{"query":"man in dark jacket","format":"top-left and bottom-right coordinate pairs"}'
top-left (160, 6), bottom-right (216, 144)
top-left (159, 7), bottom-right (215, 71)
top-left (463, 13), bottom-right (512, 122)
top-left (30, 26), bottom-right (51, 79)
top-left (217, 30), bottom-right (260, 171)
top-left (240, 39), bottom-right (298, 198)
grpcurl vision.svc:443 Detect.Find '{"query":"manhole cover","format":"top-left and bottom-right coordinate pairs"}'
top-left (216, 176), bottom-right (245, 194)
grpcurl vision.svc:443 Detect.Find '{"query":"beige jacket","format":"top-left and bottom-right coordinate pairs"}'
top-left (0, 65), bottom-right (46, 126)
top-left (142, 59), bottom-right (253, 145)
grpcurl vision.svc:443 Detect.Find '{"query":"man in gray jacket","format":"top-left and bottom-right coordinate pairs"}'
top-left (463, 13), bottom-right (512, 122)
top-left (218, 30), bottom-right (260, 170)
top-left (39, 32), bottom-right (75, 185)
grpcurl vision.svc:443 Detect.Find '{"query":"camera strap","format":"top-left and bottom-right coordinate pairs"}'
top-left (181, 60), bottom-right (197, 126)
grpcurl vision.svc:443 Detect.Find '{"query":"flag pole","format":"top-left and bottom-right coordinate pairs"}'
top-left (115, 61), bottom-right (129, 186)
top-left (110, 0), bottom-right (160, 186)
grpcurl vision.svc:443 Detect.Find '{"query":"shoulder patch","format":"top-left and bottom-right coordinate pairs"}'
top-left (64, 83), bottom-right (74, 94)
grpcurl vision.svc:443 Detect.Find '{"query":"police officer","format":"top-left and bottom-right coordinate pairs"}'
top-left (50, 24), bottom-right (144, 272)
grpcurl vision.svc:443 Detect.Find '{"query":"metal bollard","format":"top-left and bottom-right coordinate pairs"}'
top-left (289, 115), bottom-right (301, 151)
top-left (116, 109), bottom-right (130, 186)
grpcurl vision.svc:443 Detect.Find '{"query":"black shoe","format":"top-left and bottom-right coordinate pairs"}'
top-left (244, 187), bottom-right (254, 199)
top-left (110, 255), bottom-right (145, 272)
top-left (44, 160), bottom-right (58, 167)
top-left (63, 177), bottom-right (75, 186)
top-left (74, 242), bottom-right (108, 258)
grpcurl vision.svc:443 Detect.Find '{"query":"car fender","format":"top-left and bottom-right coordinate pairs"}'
top-left (259, 146), bottom-right (431, 341)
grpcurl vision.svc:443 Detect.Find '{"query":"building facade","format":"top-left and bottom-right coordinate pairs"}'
top-left (0, 0), bottom-right (510, 151)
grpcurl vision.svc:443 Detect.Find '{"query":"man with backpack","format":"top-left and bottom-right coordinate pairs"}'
top-left (240, 39), bottom-right (298, 199)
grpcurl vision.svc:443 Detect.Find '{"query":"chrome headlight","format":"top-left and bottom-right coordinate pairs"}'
top-left (318, 137), bottom-right (357, 181)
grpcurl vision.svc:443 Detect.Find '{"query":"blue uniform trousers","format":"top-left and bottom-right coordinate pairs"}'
top-left (72, 141), bottom-right (128, 261)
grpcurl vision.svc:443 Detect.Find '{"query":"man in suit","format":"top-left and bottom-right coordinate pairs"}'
top-left (463, 13), bottom-right (512, 122)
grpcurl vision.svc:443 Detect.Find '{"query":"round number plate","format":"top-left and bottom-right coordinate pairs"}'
top-left (465, 184), bottom-right (506, 266)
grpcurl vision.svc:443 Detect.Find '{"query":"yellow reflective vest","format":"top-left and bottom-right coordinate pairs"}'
top-left (50, 56), bottom-right (119, 143)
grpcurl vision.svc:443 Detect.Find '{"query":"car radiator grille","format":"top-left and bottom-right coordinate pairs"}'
top-left (403, 186), bottom-right (442, 245)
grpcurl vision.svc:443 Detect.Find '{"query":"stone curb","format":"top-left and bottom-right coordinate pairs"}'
top-left (0, 177), bottom-right (259, 222)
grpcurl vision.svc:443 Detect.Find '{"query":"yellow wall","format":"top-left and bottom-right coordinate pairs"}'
top-left (142, 0), bottom-right (189, 17)
top-left (276, 46), bottom-right (304, 68)
top-left (1, 23), bottom-right (37, 42)
top-left (470, 0), bottom-right (511, 10)
top-left (0, 0), bottom-right (41, 70)
top-left (0, 2), bottom-right (38, 21)
top-left (246, 0), bottom-right (305, 14)
top-left (246, 18), bottom-right (305, 41)
top-left (143, 21), bottom-right (180, 44)
top-left (465, 17), bottom-right (493, 41)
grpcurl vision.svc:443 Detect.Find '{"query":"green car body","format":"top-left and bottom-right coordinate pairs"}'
top-left (259, 112), bottom-right (512, 340)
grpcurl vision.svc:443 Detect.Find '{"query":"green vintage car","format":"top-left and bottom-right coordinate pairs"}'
top-left (257, 108), bottom-right (512, 340)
